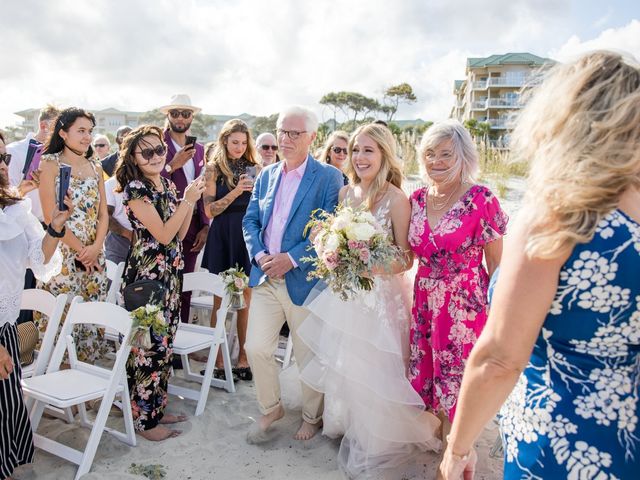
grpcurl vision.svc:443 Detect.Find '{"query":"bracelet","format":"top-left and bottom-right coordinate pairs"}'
top-left (182, 198), bottom-right (194, 208)
top-left (47, 223), bottom-right (66, 238)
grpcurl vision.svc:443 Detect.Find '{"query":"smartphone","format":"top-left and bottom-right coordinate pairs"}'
top-left (58, 165), bottom-right (72, 211)
top-left (245, 166), bottom-right (257, 180)
top-left (22, 141), bottom-right (43, 180)
top-left (185, 136), bottom-right (197, 149)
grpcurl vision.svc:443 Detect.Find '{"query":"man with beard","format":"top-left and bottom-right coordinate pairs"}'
top-left (159, 94), bottom-right (209, 326)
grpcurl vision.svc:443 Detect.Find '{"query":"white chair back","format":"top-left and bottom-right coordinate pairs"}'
top-left (105, 260), bottom-right (125, 304)
top-left (20, 289), bottom-right (68, 377)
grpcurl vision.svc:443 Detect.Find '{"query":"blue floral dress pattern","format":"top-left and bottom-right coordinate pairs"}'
top-left (121, 179), bottom-right (184, 432)
top-left (500, 210), bottom-right (640, 479)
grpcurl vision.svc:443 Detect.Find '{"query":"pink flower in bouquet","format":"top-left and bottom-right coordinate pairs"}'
top-left (359, 248), bottom-right (370, 263)
top-left (234, 277), bottom-right (245, 289)
top-left (323, 251), bottom-right (339, 270)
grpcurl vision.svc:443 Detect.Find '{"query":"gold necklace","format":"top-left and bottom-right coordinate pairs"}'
top-left (429, 184), bottom-right (459, 211)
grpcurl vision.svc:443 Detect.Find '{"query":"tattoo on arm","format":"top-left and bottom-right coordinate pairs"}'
top-left (206, 193), bottom-right (236, 218)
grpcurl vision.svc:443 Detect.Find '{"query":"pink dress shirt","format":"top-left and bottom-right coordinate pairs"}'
top-left (257, 159), bottom-right (308, 266)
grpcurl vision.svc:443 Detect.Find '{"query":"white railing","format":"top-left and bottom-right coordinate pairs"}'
top-left (472, 81), bottom-right (487, 89)
top-left (487, 98), bottom-right (521, 108)
top-left (487, 119), bottom-right (510, 129)
top-left (487, 76), bottom-right (528, 87)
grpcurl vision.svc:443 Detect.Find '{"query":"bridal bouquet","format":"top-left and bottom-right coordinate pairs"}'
top-left (129, 304), bottom-right (168, 349)
top-left (220, 265), bottom-right (249, 310)
top-left (303, 205), bottom-right (402, 301)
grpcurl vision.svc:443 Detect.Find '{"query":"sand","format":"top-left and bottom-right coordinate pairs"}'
top-left (13, 362), bottom-right (504, 480)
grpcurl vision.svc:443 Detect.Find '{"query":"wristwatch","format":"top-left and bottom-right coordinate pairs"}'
top-left (47, 223), bottom-right (66, 238)
top-left (164, 164), bottom-right (173, 173)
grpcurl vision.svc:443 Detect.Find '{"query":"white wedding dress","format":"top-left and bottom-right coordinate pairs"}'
top-left (298, 198), bottom-right (440, 479)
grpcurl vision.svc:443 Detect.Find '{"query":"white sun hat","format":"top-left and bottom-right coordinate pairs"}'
top-left (158, 94), bottom-right (202, 115)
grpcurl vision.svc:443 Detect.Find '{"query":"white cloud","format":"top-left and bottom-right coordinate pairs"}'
top-left (551, 19), bottom-right (640, 62)
top-left (1, 0), bottom-right (635, 132)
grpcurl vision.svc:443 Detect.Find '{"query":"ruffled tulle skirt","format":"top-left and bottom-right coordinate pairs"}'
top-left (298, 274), bottom-right (441, 479)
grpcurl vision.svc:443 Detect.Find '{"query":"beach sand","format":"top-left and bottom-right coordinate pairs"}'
top-left (14, 362), bottom-right (503, 480)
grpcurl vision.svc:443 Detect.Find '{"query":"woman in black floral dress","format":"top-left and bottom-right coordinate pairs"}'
top-left (115, 125), bottom-right (205, 441)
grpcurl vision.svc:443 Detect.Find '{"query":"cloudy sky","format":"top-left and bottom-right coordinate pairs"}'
top-left (1, 0), bottom-right (638, 128)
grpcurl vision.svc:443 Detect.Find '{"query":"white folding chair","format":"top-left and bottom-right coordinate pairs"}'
top-left (22, 297), bottom-right (136, 480)
top-left (105, 259), bottom-right (125, 305)
top-left (276, 334), bottom-right (294, 370)
top-left (104, 260), bottom-right (126, 347)
top-left (20, 289), bottom-right (68, 379)
top-left (168, 272), bottom-right (235, 416)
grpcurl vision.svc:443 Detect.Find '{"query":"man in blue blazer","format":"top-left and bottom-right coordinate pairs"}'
top-left (243, 106), bottom-right (343, 442)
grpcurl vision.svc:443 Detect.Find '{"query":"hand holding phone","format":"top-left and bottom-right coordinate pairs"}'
top-left (58, 165), bottom-right (72, 211)
top-left (185, 136), bottom-right (197, 149)
top-left (245, 166), bottom-right (257, 180)
top-left (23, 141), bottom-right (43, 181)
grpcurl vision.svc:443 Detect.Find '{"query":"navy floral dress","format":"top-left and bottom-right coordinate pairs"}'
top-left (500, 209), bottom-right (640, 478)
top-left (122, 178), bottom-right (184, 432)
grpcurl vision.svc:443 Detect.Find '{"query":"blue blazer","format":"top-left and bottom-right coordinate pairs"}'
top-left (242, 155), bottom-right (343, 306)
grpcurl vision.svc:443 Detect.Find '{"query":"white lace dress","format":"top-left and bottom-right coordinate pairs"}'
top-left (298, 197), bottom-right (440, 479)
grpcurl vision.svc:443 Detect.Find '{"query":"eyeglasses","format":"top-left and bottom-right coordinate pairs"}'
top-left (0, 153), bottom-right (11, 166)
top-left (136, 145), bottom-right (167, 162)
top-left (94, 143), bottom-right (107, 148)
top-left (277, 129), bottom-right (307, 140)
top-left (168, 109), bottom-right (193, 119)
top-left (332, 146), bottom-right (347, 155)
top-left (259, 145), bottom-right (278, 151)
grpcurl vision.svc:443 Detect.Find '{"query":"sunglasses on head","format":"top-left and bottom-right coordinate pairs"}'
top-left (94, 143), bottom-right (107, 148)
top-left (260, 145), bottom-right (278, 151)
top-left (0, 153), bottom-right (11, 166)
top-left (136, 144), bottom-right (167, 161)
top-left (169, 109), bottom-right (193, 119)
top-left (332, 146), bottom-right (347, 155)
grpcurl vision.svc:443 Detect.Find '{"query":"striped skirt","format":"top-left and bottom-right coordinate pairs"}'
top-left (0, 322), bottom-right (34, 479)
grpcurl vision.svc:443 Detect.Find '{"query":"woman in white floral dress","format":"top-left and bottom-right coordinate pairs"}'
top-left (440, 51), bottom-right (640, 479)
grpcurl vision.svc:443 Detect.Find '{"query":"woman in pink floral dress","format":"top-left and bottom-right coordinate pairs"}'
top-left (408, 120), bottom-right (507, 439)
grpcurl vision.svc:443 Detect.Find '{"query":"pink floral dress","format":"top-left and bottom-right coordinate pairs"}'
top-left (408, 184), bottom-right (507, 421)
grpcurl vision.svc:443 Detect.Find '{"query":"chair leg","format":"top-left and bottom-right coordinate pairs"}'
top-left (196, 343), bottom-right (218, 416)
top-left (220, 336), bottom-right (235, 394)
top-left (30, 401), bottom-right (46, 431)
top-left (120, 379), bottom-right (136, 446)
top-left (282, 334), bottom-right (293, 369)
top-left (75, 391), bottom-right (118, 479)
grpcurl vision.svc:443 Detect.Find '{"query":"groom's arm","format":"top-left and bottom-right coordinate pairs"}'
top-left (286, 168), bottom-right (343, 272)
top-left (242, 173), bottom-right (266, 267)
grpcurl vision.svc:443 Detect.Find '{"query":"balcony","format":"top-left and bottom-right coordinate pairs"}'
top-left (487, 119), bottom-right (510, 129)
top-left (487, 98), bottom-right (521, 108)
top-left (471, 100), bottom-right (487, 111)
top-left (487, 76), bottom-right (528, 87)
top-left (472, 81), bottom-right (487, 90)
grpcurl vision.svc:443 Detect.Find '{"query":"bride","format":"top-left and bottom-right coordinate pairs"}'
top-left (298, 123), bottom-right (440, 478)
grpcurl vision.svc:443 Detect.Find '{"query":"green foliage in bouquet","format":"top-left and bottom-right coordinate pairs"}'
top-left (129, 304), bottom-right (167, 349)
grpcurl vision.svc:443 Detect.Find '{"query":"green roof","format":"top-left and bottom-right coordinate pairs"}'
top-left (467, 52), bottom-right (554, 68)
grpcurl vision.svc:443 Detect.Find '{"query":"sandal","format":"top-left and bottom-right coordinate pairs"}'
top-left (233, 367), bottom-right (253, 381)
top-left (200, 368), bottom-right (230, 380)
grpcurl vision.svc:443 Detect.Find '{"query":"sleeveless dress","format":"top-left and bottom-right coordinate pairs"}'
top-left (201, 158), bottom-right (253, 276)
top-left (500, 209), bottom-right (640, 479)
top-left (408, 185), bottom-right (508, 421)
top-left (36, 153), bottom-right (111, 363)
top-left (121, 178), bottom-right (184, 432)
top-left (298, 192), bottom-right (440, 479)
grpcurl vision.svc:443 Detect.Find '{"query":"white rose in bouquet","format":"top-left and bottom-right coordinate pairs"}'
top-left (325, 232), bottom-right (342, 252)
top-left (332, 209), bottom-right (354, 230)
top-left (345, 222), bottom-right (376, 241)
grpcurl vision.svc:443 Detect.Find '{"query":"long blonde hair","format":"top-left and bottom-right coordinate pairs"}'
top-left (207, 119), bottom-right (258, 188)
top-left (513, 51), bottom-right (640, 259)
top-left (344, 123), bottom-right (404, 210)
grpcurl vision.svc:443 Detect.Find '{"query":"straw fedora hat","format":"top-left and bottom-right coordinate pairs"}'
top-left (158, 94), bottom-right (202, 115)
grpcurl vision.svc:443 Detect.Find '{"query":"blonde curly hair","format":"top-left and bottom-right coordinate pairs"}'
top-left (513, 50), bottom-right (640, 259)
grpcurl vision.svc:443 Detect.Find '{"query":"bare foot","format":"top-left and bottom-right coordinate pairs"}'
top-left (294, 420), bottom-right (322, 441)
top-left (159, 413), bottom-right (188, 424)
top-left (138, 425), bottom-right (181, 441)
top-left (246, 405), bottom-right (285, 444)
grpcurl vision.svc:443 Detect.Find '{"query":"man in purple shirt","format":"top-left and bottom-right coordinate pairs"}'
top-left (243, 106), bottom-right (343, 442)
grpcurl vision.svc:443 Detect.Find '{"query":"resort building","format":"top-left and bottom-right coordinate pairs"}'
top-left (451, 52), bottom-right (554, 145)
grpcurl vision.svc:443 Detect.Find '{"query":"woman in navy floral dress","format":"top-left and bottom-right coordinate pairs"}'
top-left (441, 51), bottom-right (640, 479)
top-left (115, 125), bottom-right (205, 441)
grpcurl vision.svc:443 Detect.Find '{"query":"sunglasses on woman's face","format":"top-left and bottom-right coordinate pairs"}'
top-left (0, 153), bottom-right (11, 166)
top-left (168, 109), bottom-right (193, 119)
top-left (136, 145), bottom-right (167, 162)
top-left (332, 146), bottom-right (347, 155)
top-left (260, 145), bottom-right (278, 151)
top-left (94, 143), bottom-right (107, 148)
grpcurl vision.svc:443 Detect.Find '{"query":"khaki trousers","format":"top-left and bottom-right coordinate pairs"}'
top-left (245, 278), bottom-right (323, 424)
